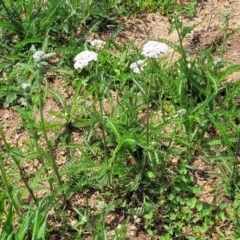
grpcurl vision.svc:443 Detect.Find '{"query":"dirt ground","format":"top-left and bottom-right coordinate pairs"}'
top-left (1, 0), bottom-right (240, 239)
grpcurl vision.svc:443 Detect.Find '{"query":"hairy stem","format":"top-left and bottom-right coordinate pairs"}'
top-left (95, 69), bottom-right (110, 184)
top-left (37, 70), bottom-right (62, 187)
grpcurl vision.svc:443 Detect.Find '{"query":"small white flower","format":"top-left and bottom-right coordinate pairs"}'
top-left (130, 60), bottom-right (147, 74)
top-left (142, 41), bottom-right (168, 58)
top-left (88, 39), bottom-right (105, 49)
top-left (74, 50), bottom-right (98, 70)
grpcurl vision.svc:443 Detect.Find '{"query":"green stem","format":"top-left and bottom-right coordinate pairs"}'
top-left (99, 99), bottom-right (109, 163)
top-left (146, 60), bottom-right (154, 148)
top-left (99, 98), bottom-right (111, 185)
top-left (232, 130), bottom-right (240, 191)
top-left (146, 89), bottom-right (150, 148)
top-left (94, 69), bottom-right (110, 184)
top-left (29, 127), bottom-right (53, 192)
top-left (0, 154), bottom-right (20, 216)
top-left (176, 26), bottom-right (187, 66)
top-left (37, 70), bottom-right (62, 186)
top-left (0, 127), bottom-right (37, 205)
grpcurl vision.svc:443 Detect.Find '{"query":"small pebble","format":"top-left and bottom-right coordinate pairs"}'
top-left (135, 217), bottom-right (142, 224)
top-left (4, 114), bottom-right (10, 120)
top-left (129, 231), bottom-right (136, 236)
top-left (15, 134), bottom-right (20, 140)
top-left (60, 151), bottom-right (65, 156)
top-left (130, 225), bottom-right (137, 231)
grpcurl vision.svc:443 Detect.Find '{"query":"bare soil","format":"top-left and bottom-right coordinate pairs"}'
top-left (1, 0), bottom-right (240, 239)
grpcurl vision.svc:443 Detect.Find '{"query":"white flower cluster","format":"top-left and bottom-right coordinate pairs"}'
top-left (73, 40), bottom-right (168, 73)
top-left (142, 41), bottom-right (168, 59)
top-left (130, 60), bottom-right (147, 74)
top-left (74, 50), bottom-right (98, 70)
top-left (88, 39), bottom-right (106, 49)
top-left (130, 40), bottom-right (169, 74)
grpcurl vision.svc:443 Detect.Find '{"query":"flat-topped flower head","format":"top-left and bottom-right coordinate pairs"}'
top-left (88, 39), bottom-right (106, 49)
top-left (74, 50), bottom-right (98, 70)
top-left (130, 60), bottom-right (147, 74)
top-left (142, 41), bottom-right (168, 58)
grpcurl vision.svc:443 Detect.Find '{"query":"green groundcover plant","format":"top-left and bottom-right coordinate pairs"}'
top-left (1, 0), bottom-right (240, 239)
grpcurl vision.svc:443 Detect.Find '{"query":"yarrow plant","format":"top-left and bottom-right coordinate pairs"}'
top-left (74, 50), bottom-right (98, 70)
top-left (73, 49), bottom-right (110, 184)
top-left (32, 49), bottom-right (63, 191)
top-left (140, 40), bottom-right (169, 147)
top-left (130, 41), bottom-right (168, 74)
